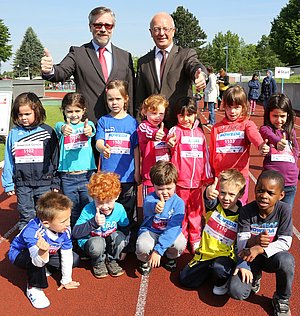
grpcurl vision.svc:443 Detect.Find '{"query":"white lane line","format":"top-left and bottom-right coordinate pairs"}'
top-left (135, 275), bottom-right (150, 316)
top-left (0, 223), bottom-right (18, 245)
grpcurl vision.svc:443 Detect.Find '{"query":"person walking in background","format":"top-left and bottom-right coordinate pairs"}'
top-left (136, 12), bottom-right (207, 128)
top-left (41, 6), bottom-right (135, 124)
top-left (217, 68), bottom-right (229, 111)
top-left (261, 70), bottom-right (277, 111)
top-left (204, 66), bottom-right (218, 126)
top-left (259, 94), bottom-right (299, 209)
top-left (55, 92), bottom-right (96, 228)
top-left (248, 73), bottom-right (260, 115)
top-left (1, 92), bottom-right (60, 230)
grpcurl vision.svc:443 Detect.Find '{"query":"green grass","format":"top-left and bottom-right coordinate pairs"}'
top-left (0, 101), bottom-right (62, 162)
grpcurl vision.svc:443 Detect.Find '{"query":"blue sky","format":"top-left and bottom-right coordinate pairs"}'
top-left (1, 0), bottom-right (289, 72)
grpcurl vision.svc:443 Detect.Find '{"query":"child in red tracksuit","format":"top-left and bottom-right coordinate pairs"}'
top-left (137, 94), bottom-right (170, 198)
top-left (210, 85), bottom-right (270, 205)
top-left (167, 97), bottom-right (213, 253)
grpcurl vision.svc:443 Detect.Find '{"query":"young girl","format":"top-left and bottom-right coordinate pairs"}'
top-left (248, 73), bottom-right (260, 115)
top-left (95, 80), bottom-right (140, 252)
top-left (210, 85), bottom-right (270, 205)
top-left (55, 92), bottom-right (96, 227)
top-left (137, 94), bottom-right (170, 197)
top-left (259, 93), bottom-right (299, 209)
top-left (167, 97), bottom-right (213, 252)
top-left (2, 92), bottom-right (60, 230)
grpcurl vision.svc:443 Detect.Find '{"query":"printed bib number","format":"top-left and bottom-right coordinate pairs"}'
top-left (15, 141), bottom-right (44, 163)
top-left (270, 146), bottom-right (295, 163)
top-left (64, 133), bottom-right (88, 150)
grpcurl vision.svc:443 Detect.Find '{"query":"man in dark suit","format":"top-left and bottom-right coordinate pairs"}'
top-left (136, 12), bottom-right (207, 127)
top-left (41, 6), bottom-right (135, 124)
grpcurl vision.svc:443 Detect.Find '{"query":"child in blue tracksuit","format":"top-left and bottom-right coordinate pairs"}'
top-left (136, 160), bottom-right (187, 275)
top-left (2, 92), bottom-right (59, 230)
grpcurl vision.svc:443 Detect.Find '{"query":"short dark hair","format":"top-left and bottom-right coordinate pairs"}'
top-left (61, 92), bottom-right (88, 122)
top-left (150, 161), bottom-right (178, 186)
top-left (88, 7), bottom-right (116, 25)
top-left (256, 170), bottom-right (285, 192)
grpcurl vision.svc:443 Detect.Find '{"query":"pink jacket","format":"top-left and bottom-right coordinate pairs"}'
top-left (168, 120), bottom-right (213, 188)
top-left (137, 120), bottom-right (170, 186)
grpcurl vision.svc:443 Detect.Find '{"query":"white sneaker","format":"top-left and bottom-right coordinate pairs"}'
top-left (45, 267), bottom-right (52, 277)
top-left (26, 286), bottom-right (50, 309)
top-left (213, 280), bottom-right (229, 295)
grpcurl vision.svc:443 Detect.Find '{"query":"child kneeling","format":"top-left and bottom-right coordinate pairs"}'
top-left (136, 160), bottom-right (186, 275)
top-left (72, 172), bottom-right (129, 278)
top-left (9, 191), bottom-right (80, 309)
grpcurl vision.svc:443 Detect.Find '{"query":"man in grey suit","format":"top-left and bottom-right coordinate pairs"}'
top-left (41, 6), bottom-right (135, 124)
top-left (136, 12), bottom-right (207, 127)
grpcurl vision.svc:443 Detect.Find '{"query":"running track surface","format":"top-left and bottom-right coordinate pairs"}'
top-left (0, 103), bottom-right (299, 316)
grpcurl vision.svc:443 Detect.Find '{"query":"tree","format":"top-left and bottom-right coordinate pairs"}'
top-left (269, 0), bottom-right (300, 65)
top-left (171, 6), bottom-right (207, 52)
top-left (13, 27), bottom-right (44, 79)
top-left (0, 19), bottom-right (13, 73)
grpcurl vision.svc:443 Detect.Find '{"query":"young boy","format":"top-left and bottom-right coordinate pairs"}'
top-left (135, 160), bottom-right (186, 275)
top-left (228, 170), bottom-right (294, 316)
top-left (8, 191), bottom-right (80, 309)
top-left (179, 169), bottom-right (246, 295)
top-left (72, 172), bottom-right (130, 278)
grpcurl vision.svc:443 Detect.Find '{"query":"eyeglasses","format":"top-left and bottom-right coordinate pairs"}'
top-left (151, 27), bottom-right (174, 34)
top-left (92, 23), bottom-right (114, 31)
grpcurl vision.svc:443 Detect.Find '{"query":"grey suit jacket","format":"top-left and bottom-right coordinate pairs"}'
top-left (43, 41), bottom-right (135, 124)
top-left (135, 45), bottom-right (206, 127)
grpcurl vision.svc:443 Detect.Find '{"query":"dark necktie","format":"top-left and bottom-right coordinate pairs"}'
top-left (98, 47), bottom-right (108, 81)
top-left (160, 50), bottom-right (167, 84)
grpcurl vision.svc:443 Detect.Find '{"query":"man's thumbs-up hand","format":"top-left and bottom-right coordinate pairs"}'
top-left (155, 122), bottom-right (165, 141)
top-left (206, 177), bottom-right (219, 200)
top-left (41, 48), bottom-right (54, 74)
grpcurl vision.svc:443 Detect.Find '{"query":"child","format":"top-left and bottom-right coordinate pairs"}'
top-left (259, 93), bottom-right (299, 209)
top-left (228, 170), bottom-right (294, 316)
top-left (55, 92), bottom-right (96, 227)
top-left (137, 94), bottom-right (170, 197)
top-left (136, 160), bottom-right (186, 275)
top-left (1, 92), bottom-right (60, 230)
top-left (248, 73), bottom-right (260, 115)
top-left (72, 172), bottom-right (130, 278)
top-left (179, 169), bottom-right (246, 295)
top-left (96, 80), bottom-right (140, 251)
top-left (167, 97), bottom-right (213, 252)
top-left (8, 191), bottom-right (80, 309)
top-left (210, 85), bottom-right (270, 205)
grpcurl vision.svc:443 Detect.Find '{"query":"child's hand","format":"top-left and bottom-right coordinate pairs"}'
top-left (155, 122), bottom-right (165, 141)
top-left (149, 251), bottom-right (161, 268)
top-left (232, 268), bottom-right (253, 284)
top-left (95, 208), bottom-right (106, 226)
top-left (167, 133), bottom-right (177, 147)
top-left (57, 280), bottom-right (80, 291)
top-left (134, 170), bottom-right (142, 185)
top-left (7, 190), bottom-right (15, 196)
top-left (256, 230), bottom-right (270, 248)
top-left (36, 232), bottom-right (50, 255)
top-left (62, 118), bottom-right (73, 136)
top-left (239, 245), bottom-right (263, 262)
top-left (83, 119), bottom-right (93, 137)
top-left (103, 144), bottom-right (111, 159)
top-left (277, 132), bottom-right (288, 151)
top-left (258, 139), bottom-right (270, 156)
top-left (206, 177), bottom-right (219, 200)
top-left (155, 194), bottom-right (165, 214)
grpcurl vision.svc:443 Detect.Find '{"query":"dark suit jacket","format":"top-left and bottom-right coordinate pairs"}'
top-left (43, 41), bottom-right (135, 124)
top-left (135, 45), bottom-right (206, 127)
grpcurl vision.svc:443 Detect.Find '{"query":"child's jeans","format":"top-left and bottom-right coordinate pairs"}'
top-left (84, 231), bottom-right (128, 266)
top-left (14, 249), bottom-right (80, 289)
top-left (135, 230), bottom-right (186, 263)
top-left (228, 251), bottom-right (294, 300)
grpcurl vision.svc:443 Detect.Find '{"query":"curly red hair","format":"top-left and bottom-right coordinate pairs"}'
top-left (87, 172), bottom-right (121, 201)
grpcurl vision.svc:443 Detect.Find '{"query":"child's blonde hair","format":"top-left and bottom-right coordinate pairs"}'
top-left (87, 172), bottom-right (121, 201)
top-left (140, 94), bottom-right (169, 119)
top-left (222, 85), bottom-right (249, 120)
top-left (219, 168), bottom-right (246, 196)
top-left (36, 191), bottom-right (73, 221)
top-left (106, 80), bottom-right (129, 111)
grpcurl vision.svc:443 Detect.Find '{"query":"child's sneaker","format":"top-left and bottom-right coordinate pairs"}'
top-left (272, 293), bottom-right (291, 316)
top-left (138, 261), bottom-right (152, 276)
top-left (251, 275), bottom-right (262, 294)
top-left (213, 280), bottom-right (229, 295)
top-left (26, 285), bottom-right (50, 309)
top-left (164, 258), bottom-right (177, 272)
top-left (106, 260), bottom-right (124, 277)
top-left (93, 261), bottom-right (108, 278)
top-left (45, 267), bottom-right (52, 277)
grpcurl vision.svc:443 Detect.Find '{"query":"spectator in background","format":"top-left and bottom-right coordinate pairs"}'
top-left (248, 73), bottom-right (260, 115)
top-left (217, 68), bottom-right (229, 111)
top-left (204, 66), bottom-right (218, 126)
top-left (261, 70), bottom-right (277, 111)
